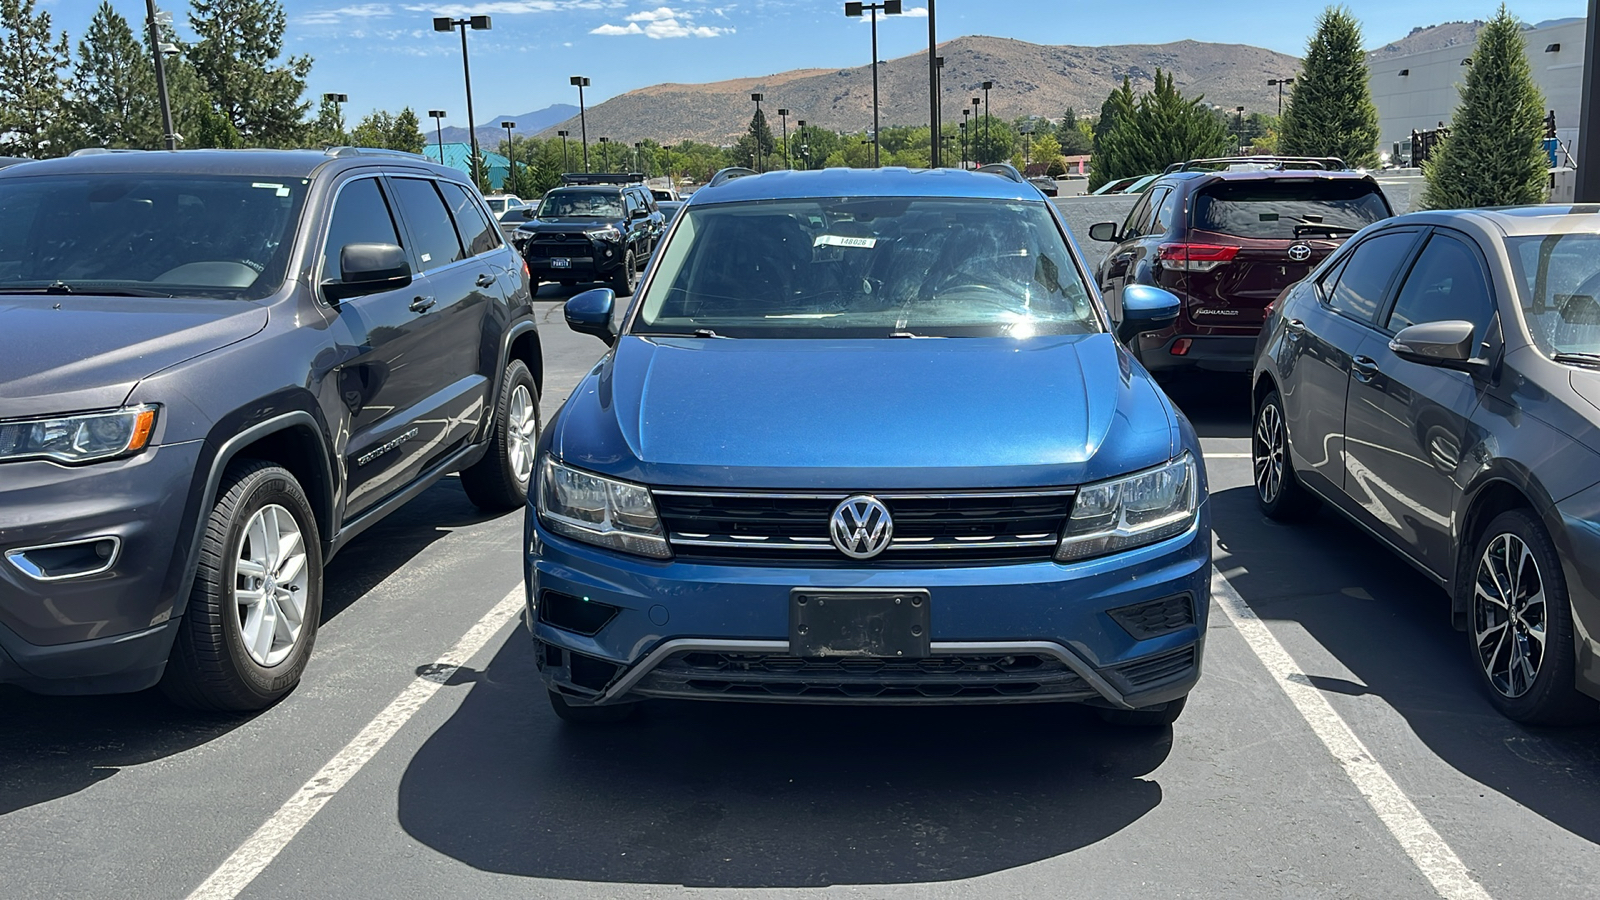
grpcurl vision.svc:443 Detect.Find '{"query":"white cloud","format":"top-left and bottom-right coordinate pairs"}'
top-left (856, 5), bottom-right (927, 21)
top-left (593, 5), bottom-right (732, 38)
top-left (591, 21), bottom-right (643, 34)
top-left (402, 2), bottom-right (561, 15)
top-left (297, 3), bottom-right (396, 26)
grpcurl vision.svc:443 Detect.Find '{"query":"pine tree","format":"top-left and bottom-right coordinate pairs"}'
top-left (388, 108), bottom-right (425, 154)
top-left (0, 0), bottom-right (70, 158)
top-left (1422, 5), bottom-right (1548, 209)
top-left (1090, 78), bottom-right (1137, 190)
top-left (1096, 70), bottom-right (1230, 186)
top-left (309, 94), bottom-right (345, 146)
top-left (187, 0), bottom-right (312, 147)
top-left (1279, 6), bottom-right (1381, 167)
top-left (1055, 108), bottom-right (1091, 155)
top-left (68, 2), bottom-right (159, 150)
top-left (745, 108), bottom-right (777, 170)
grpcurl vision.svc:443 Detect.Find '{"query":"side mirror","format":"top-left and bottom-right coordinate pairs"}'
top-left (629, 207), bottom-right (648, 220)
top-left (1118, 284), bottom-right (1181, 341)
top-left (1389, 320), bottom-right (1480, 370)
top-left (323, 242), bottom-right (411, 303)
top-left (1088, 222), bottom-right (1120, 243)
top-left (521, 207), bottom-right (536, 219)
top-left (564, 287), bottom-right (617, 346)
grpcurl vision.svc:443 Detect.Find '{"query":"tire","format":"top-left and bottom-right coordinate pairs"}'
top-left (161, 461), bottom-right (323, 712)
top-left (1253, 390), bottom-right (1319, 522)
top-left (548, 689), bottom-right (638, 725)
top-left (1098, 695), bottom-right (1187, 727)
top-left (1465, 510), bottom-right (1600, 725)
top-left (461, 359), bottom-right (540, 512)
top-left (610, 250), bottom-right (636, 296)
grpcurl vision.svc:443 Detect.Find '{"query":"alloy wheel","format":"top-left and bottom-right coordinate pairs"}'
top-left (1473, 532), bottom-right (1548, 699)
top-left (507, 383), bottom-right (537, 485)
top-left (234, 503), bottom-right (309, 667)
top-left (1254, 402), bottom-right (1286, 504)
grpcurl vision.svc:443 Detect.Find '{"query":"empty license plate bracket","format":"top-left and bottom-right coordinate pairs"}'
top-left (790, 589), bottom-right (930, 658)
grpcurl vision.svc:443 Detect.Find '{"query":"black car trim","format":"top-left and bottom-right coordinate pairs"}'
top-left (330, 438), bottom-right (489, 556)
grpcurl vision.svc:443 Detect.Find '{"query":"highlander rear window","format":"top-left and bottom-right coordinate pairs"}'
top-left (1193, 180), bottom-right (1390, 240)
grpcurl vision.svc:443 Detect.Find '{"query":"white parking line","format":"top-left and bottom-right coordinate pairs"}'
top-left (1211, 568), bottom-right (1493, 900)
top-left (185, 585), bottom-right (525, 900)
top-left (1204, 452), bottom-right (1251, 459)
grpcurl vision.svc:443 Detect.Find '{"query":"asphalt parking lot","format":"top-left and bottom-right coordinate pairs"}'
top-left (4, 287), bottom-right (1598, 900)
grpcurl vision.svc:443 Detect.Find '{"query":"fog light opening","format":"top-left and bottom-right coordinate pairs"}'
top-left (1171, 338), bottom-right (1193, 356)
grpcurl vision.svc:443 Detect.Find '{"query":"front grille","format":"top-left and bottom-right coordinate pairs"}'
top-left (1106, 645), bottom-right (1197, 692)
top-left (654, 488), bottom-right (1074, 565)
top-left (524, 234), bottom-right (595, 259)
top-left (630, 651), bottom-right (1099, 704)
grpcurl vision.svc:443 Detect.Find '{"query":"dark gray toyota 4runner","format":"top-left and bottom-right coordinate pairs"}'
top-left (0, 148), bottom-right (543, 710)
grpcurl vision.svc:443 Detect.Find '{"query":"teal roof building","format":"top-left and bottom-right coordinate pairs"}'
top-left (423, 142), bottom-right (511, 190)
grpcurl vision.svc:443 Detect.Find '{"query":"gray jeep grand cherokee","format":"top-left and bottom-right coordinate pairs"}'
top-left (0, 148), bottom-right (543, 710)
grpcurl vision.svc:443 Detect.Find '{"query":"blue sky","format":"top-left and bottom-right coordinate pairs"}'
top-left (43, 0), bottom-right (1588, 126)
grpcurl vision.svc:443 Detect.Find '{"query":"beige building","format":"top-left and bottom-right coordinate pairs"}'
top-left (1366, 18), bottom-right (1586, 164)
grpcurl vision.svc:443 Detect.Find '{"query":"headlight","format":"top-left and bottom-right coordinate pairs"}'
top-left (537, 457), bottom-right (670, 559)
top-left (588, 226), bottom-right (623, 242)
top-left (1056, 453), bottom-right (1198, 561)
top-left (0, 405), bottom-right (158, 465)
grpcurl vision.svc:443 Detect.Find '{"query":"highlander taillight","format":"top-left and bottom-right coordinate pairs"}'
top-left (1157, 243), bottom-right (1240, 272)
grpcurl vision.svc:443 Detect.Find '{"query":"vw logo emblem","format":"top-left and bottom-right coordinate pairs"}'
top-left (829, 495), bottom-right (894, 559)
top-left (1287, 244), bottom-right (1312, 262)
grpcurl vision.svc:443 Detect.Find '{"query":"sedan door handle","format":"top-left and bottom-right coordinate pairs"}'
top-left (1284, 318), bottom-right (1306, 338)
top-left (475, 272), bottom-right (497, 288)
top-left (409, 295), bottom-right (437, 313)
top-left (1352, 355), bottom-right (1379, 382)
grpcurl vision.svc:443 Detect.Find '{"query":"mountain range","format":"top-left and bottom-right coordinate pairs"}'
top-left (434, 104), bottom-right (579, 147)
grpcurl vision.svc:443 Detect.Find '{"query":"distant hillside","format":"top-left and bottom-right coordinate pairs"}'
top-left (535, 35), bottom-right (1302, 145)
top-left (437, 104), bottom-right (579, 147)
top-left (1369, 21), bottom-right (1487, 59)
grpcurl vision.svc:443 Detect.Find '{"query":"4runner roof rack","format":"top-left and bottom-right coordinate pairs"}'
top-left (706, 167), bottom-right (758, 188)
top-left (323, 146), bottom-right (429, 160)
top-left (975, 162), bottom-right (1027, 183)
top-left (69, 147), bottom-right (146, 156)
top-left (560, 172), bottom-right (646, 185)
top-left (1164, 155), bottom-right (1349, 174)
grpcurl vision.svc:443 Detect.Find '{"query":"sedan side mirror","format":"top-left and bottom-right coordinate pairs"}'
top-left (323, 242), bottom-right (411, 303)
top-left (1389, 320), bottom-right (1482, 371)
top-left (1088, 222), bottom-right (1120, 243)
top-left (564, 287), bottom-right (618, 346)
top-left (1118, 284), bottom-right (1181, 342)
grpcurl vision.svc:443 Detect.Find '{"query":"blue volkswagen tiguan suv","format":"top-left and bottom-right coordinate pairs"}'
top-left (525, 166), bottom-right (1210, 726)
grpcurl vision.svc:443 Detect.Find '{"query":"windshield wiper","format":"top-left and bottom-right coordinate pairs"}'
top-left (641, 328), bottom-right (731, 339)
top-left (0, 281), bottom-right (175, 298)
top-left (888, 330), bottom-right (944, 338)
top-left (1553, 351), bottom-right (1600, 368)
top-left (1293, 224), bottom-right (1360, 237)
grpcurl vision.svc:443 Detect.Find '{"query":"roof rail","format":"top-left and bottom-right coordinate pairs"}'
top-left (68, 147), bottom-right (146, 156)
top-left (975, 162), bottom-right (1026, 183)
top-left (560, 171), bottom-right (646, 185)
top-left (706, 166), bottom-right (758, 188)
top-left (323, 146), bottom-right (429, 160)
top-left (1163, 155), bottom-right (1348, 174)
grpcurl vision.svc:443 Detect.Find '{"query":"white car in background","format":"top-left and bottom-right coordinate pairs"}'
top-left (484, 194), bottom-right (527, 215)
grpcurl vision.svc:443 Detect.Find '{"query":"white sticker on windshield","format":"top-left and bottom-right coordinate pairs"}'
top-left (252, 182), bottom-right (291, 197)
top-left (814, 234), bottom-right (877, 249)
top-left (420, 252), bottom-right (432, 262)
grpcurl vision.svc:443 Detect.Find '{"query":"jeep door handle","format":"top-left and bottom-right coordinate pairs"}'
top-left (1284, 318), bottom-right (1306, 339)
top-left (1352, 355), bottom-right (1379, 382)
top-left (409, 295), bottom-right (437, 313)
top-left (475, 272), bottom-right (497, 287)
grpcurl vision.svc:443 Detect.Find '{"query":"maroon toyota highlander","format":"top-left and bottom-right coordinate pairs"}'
top-left (1089, 158), bottom-right (1395, 374)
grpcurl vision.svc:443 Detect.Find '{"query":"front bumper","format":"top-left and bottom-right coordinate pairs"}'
top-left (524, 501), bottom-right (1211, 710)
top-left (518, 240), bottom-right (624, 281)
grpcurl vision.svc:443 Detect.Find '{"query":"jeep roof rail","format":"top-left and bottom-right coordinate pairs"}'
top-left (1163, 155), bottom-right (1348, 174)
top-left (323, 146), bottom-right (430, 160)
top-left (974, 162), bottom-right (1026, 184)
top-left (706, 167), bottom-right (758, 188)
top-left (560, 172), bottom-right (646, 185)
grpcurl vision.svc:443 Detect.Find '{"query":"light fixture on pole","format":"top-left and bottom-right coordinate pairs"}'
top-left (144, 0), bottom-right (179, 150)
top-left (322, 93), bottom-right (348, 144)
top-left (926, 0), bottom-right (939, 167)
top-left (570, 76), bottom-right (591, 172)
top-left (1267, 77), bottom-right (1294, 117)
top-left (844, 0), bottom-right (901, 168)
top-left (777, 108), bottom-right (790, 168)
top-left (981, 80), bottom-right (993, 164)
top-left (750, 92), bottom-right (765, 172)
top-left (557, 129), bottom-right (570, 172)
top-left (428, 109), bottom-right (447, 162)
top-left (796, 119), bottom-right (807, 170)
top-left (433, 14), bottom-right (492, 185)
top-left (501, 121), bottom-right (517, 190)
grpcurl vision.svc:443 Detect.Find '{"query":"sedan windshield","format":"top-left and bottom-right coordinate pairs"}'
top-left (1506, 233), bottom-right (1600, 356)
top-left (634, 197), bottom-right (1100, 338)
top-left (538, 190), bottom-right (623, 218)
top-left (0, 172), bottom-right (306, 300)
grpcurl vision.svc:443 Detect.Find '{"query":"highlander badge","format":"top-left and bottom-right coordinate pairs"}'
top-left (829, 495), bottom-right (894, 559)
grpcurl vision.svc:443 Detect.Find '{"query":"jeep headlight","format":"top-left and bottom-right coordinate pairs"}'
top-left (0, 405), bottom-right (158, 465)
top-left (537, 457), bottom-right (670, 559)
top-left (1056, 453), bottom-right (1198, 561)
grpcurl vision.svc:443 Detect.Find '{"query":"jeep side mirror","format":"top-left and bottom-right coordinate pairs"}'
top-left (564, 288), bottom-right (617, 346)
top-left (1088, 222), bottom-right (1119, 243)
top-left (324, 242), bottom-right (411, 303)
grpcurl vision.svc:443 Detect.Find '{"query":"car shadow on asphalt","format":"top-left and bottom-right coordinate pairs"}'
top-left (1159, 371), bottom-right (1252, 440)
top-left (397, 634), bottom-right (1172, 887)
top-left (1208, 484), bottom-right (1600, 844)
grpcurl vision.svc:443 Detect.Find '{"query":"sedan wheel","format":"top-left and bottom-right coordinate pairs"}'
top-left (1252, 390), bottom-right (1318, 521)
top-left (235, 504), bottom-right (309, 667)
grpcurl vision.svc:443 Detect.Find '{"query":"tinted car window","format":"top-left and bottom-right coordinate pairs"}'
top-left (1194, 180), bottom-right (1390, 240)
top-left (636, 197), bottom-right (1099, 339)
top-left (388, 178), bottom-right (463, 270)
top-left (1120, 190), bottom-right (1156, 239)
top-left (1505, 233), bottom-right (1600, 355)
top-left (321, 177), bottom-right (401, 283)
top-left (1152, 188), bottom-right (1180, 236)
top-left (1324, 230), bottom-right (1415, 324)
top-left (438, 182), bottom-right (499, 257)
top-left (539, 190), bottom-right (623, 218)
top-left (1387, 234), bottom-right (1495, 348)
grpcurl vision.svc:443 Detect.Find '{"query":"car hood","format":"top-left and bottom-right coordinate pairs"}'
top-left (0, 296), bottom-right (269, 418)
top-left (517, 217), bottom-right (621, 233)
top-left (554, 333), bottom-right (1181, 490)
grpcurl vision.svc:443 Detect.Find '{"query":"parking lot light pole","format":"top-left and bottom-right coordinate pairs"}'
top-left (501, 121), bottom-right (517, 190)
top-left (750, 93), bottom-right (765, 172)
top-left (433, 15), bottom-right (491, 185)
top-left (777, 108), bottom-right (790, 168)
top-left (845, 0), bottom-right (901, 168)
top-left (970, 97), bottom-right (980, 162)
top-left (570, 76), bottom-right (591, 172)
top-left (598, 136), bottom-right (610, 171)
top-left (634, 141), bottom-right (643, 174)
top-left (428, 110), bottom-right (446, 160)
top-left (959, 116), bottom-right (968, 168)
top-left (322, 93), bottom-right (348, 143)
top-left (927, 0), bottom-right (939, 167)
top-left (982, 80), bottom-right (993, 163)
top-left (1267, 77), bottom-right (1294, 117)
top-left (557, 129), bottom-right (570, 172)
top-left (1578, 0), bottom-right (1600, 202)
top-left (144, 0), bottom-right (179, 150)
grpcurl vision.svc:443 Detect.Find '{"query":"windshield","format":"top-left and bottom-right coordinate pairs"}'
top-left (1194, 180), bottom-right (1390, 239)
top-left (0, 172), bottom-right (306, 300)
top-left (538, 190), bottom-right (623, 218)
top-left (1506, 233), bottom-right (1600, 356)
top-left (633, 197), bottom-right (1100, 339)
